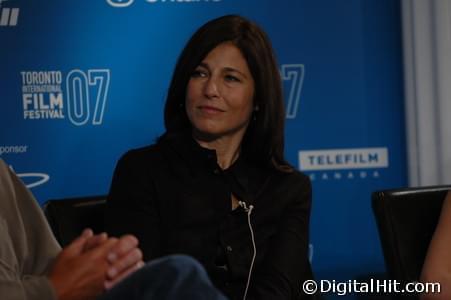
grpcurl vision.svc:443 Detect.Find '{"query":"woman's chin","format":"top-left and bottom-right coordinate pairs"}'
top-left (191, 127), bottom-right (223, 141)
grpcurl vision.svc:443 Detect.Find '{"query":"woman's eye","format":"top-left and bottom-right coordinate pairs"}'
top-left (191, 69), bottom-right (207, 78)
top-left (225, 75), bottom-right (240, 82)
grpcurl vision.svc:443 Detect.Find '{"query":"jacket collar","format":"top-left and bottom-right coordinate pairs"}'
top-left (160, 130), bottom-right (271, 205)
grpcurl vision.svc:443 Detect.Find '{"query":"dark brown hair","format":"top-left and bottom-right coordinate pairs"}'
top-left (162, 15), bottom-right (292, 172)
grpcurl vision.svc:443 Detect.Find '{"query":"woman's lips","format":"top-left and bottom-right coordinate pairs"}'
top-left (198, 106), bottom-right (224, 114)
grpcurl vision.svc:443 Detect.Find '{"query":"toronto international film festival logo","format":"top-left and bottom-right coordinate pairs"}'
top-left (19, 65), bottom-right (303, 124)
top-left (21, 69), bottom-right (111, 126)
top-left (0, 0), bottom-right (19, 26)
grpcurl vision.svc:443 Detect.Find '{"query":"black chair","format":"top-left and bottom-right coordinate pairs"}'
top-left (43, 195), bottom-right (107, 247)
top-left (372, 185), bottom-right (450, 299)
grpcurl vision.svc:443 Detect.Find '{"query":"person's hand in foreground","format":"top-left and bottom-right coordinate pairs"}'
top-left (48, 229), bottom-right (144, 300)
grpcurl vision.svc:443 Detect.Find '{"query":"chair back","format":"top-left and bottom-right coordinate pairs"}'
top-left (43, 195), bottom-right (107, 247)
top-left (372, 185), bottom-right (450, 284)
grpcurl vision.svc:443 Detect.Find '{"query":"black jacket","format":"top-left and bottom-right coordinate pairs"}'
top-left (105, 132), bottom-right (314, 299)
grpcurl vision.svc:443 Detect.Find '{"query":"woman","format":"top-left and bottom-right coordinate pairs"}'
top-left (105, 15), bottom-right (314, 300)
top-left (420, 191), bottom-right (451, 300)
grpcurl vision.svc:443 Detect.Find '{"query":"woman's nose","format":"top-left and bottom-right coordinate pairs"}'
top-left (203, 77), bottom-right (220, 99)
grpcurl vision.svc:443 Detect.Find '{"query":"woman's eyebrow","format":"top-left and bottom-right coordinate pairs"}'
top-left (198, 62), bottom-right (249, 79)
top-left (223, 67), bottom-right (248, 79)
top-left (198, 62), bottom-right (210, 69)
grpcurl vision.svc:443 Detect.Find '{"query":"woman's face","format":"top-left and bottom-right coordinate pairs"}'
top-left (185, 42), bottom-right (255, 140)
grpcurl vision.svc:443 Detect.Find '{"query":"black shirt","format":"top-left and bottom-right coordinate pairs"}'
top-left (105, 131), bottom-right (314, 299)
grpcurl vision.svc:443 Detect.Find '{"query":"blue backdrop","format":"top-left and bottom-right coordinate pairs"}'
top-left (0, 0), bottom-right (406, 298)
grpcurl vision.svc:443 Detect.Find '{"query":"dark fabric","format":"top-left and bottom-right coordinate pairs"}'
top-left (105, 131), bottom-right (314, 300)
top-left (98, 255), bottom-right (227, 300)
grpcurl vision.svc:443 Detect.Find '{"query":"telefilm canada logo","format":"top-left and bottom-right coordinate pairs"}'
top-left (0, 0), bottom-right (19, 26)
top-left (21, 69), bottom-right (110, 126)
top-left (106, 0), bottom-right (221, 8)
top-left (299, 148), bottom-right (389, 181)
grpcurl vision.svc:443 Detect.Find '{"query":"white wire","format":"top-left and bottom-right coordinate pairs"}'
top-left (242, 205), bottom-right (256, 300)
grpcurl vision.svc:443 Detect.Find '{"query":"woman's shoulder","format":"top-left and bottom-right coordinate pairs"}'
top-left (114, 142), bottom-right (166, 175)
top-left (119, 144), bottom-right (161, 162)
top-left (259, 167), bottom-right (312, 203)
top-left (288, 168), bottom-right (310, 182)
top-left (272, 166), bottom-right (311, 186)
